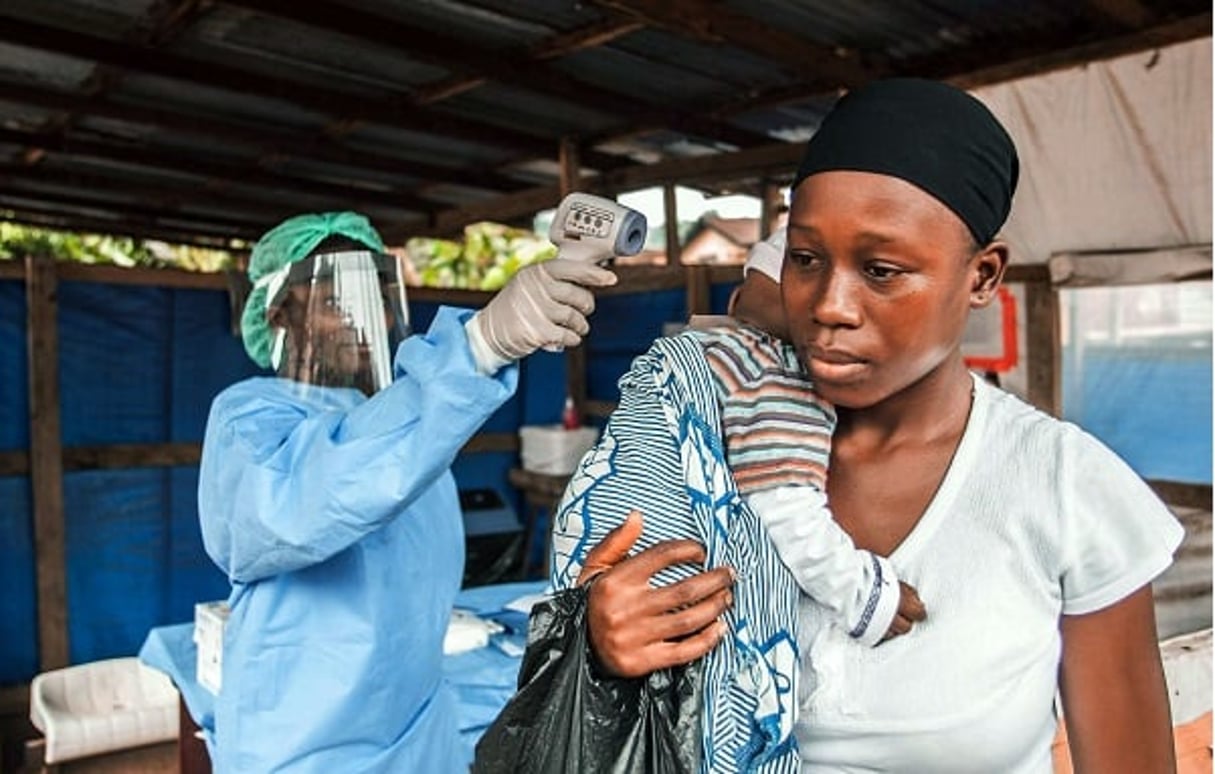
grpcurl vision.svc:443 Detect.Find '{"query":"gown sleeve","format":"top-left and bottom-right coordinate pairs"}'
top-left (199, 306), bottom-right (517, 583)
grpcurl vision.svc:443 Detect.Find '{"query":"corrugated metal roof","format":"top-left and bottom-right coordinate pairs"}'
top-left (182, 8), bottom-right (452, 92)
top-left (0, 0), bottom-right (1206, 247)
top-left (0, 43), bottom-right (96, 90)
top-left (437, 82), bottom-right (620, 137)
top-left (117, 73), bottom-right (332, 130)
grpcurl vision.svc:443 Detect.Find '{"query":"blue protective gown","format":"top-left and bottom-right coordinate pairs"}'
top-left (198, 307), bottom-right (517, 773)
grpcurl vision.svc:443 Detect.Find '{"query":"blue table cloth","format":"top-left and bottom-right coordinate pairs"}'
top-left (139, 580), bottom-right (545, 768)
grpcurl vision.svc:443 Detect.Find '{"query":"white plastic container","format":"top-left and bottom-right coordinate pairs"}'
top-left (193, 600), bottom-right (229, 696)
top-left (29, 657), bottom-right (178, 764)
top-left (443, 608), bottom-right (505, 655)
top-left (1160, 628), bottom-right (1212, 725)
top-left (518, 425), bottom-right (599, 475)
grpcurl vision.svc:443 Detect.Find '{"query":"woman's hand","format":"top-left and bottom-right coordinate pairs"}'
top-left (577, 512), bottom-right (735, 678)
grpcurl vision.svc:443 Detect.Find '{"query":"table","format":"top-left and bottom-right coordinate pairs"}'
top-left (139, 580), bottom-right (547, 771)
top-left (507, 467), bottom-right (572, 578)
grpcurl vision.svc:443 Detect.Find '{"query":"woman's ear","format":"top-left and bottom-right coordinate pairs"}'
top-left (970, 240), bottom-right (1009, 309)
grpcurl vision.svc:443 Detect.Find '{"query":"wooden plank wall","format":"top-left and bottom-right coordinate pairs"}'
top-left (1, 258), bottom-right (522, 678)
top-left (5, 257), bottom-right (1209, 679)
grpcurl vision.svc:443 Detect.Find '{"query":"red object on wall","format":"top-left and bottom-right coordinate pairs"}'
top-left (963, 286), bottom-right (1019, 373)
top-left (561, 396), bottom-right (580, 430)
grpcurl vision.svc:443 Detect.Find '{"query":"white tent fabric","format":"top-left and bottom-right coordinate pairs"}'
top-left (973, 37), bottom-right (1212, 279)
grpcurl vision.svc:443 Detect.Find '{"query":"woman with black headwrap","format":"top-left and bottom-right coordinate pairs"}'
top-left (572, 79), bottom-right (1182, 772)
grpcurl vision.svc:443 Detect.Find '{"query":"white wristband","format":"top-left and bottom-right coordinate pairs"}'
top-left (747, 486), bottom-right (901, 647)
top-left (849, 553), bottom-right (900, 648)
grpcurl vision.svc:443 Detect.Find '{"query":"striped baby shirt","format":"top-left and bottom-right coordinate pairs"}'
top-left (699, 324), bottom-right (835, 495)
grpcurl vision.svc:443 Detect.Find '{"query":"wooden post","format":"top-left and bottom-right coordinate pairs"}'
top-left (558, 136), bottom-right (580, 196)
top-left (664, 183), bottom-right (707, 317)
top-left (686, 265), bottom-right (711, 317)
top-left (759, 179), bottom-right (777, 239)
top-left (663, 183), bottom-right (680, 265)
top-left (25, 255), bottom-right (69, 670)
top-left (1024, 277), bottom-right (1061, 416)
top-left (559, 137), bottom-right (588, 418)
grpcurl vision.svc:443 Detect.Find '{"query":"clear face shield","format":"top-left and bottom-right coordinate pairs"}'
top-left (265, 251), bottom-right (410, 395)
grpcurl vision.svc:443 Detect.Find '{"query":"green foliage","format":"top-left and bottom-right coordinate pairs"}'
top-left (143, 241), bottom-right (236, 272)
top-left (406, 221), bottom-right (556, 290)
top-left (0, 221), bottom-right (150, 265)
top-left (0, 221), bottom-right (235, 272)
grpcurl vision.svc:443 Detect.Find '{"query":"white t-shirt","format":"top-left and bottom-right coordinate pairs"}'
top-left (786, 374), bottom-right (1184, 773)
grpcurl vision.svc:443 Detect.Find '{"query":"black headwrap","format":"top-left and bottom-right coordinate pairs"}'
top-left (792, 78), bottom-right (1019, 246)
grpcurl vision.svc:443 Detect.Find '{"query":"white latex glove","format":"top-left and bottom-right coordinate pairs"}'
top-left (465, 258), bottom-right (617, 374)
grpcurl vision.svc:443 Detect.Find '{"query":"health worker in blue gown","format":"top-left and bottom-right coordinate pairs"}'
top-left (197, 212), bottom-right (616, 772)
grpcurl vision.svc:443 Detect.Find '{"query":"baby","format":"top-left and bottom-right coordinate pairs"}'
top-left (693, 227), bottom-right (925, 645)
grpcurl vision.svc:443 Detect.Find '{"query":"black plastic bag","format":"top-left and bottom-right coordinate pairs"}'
top-left (472, 584), bottom-right (702, 774)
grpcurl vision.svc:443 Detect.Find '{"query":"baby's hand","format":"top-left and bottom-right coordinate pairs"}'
top-left (880, 582), bottom-right (927, 643)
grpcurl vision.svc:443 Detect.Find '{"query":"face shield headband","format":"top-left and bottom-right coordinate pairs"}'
top-left (260, 250), bottom-right (409, 395)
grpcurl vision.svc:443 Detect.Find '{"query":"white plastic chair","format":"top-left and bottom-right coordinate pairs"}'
top-left (29, 657), bottom-right (179, 764)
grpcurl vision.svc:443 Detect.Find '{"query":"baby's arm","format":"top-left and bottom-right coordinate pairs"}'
top-left (746, 486), bottom-right (920, 645)
top-left (701, 325), bottom-right (923, 645)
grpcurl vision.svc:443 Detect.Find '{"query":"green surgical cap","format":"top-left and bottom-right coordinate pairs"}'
top-left (240, 212), bottom-right (386, 368)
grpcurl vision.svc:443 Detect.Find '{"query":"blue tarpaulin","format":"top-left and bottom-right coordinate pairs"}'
top-left (0, 275), bottom-right (705, 685)
top-left (4, 270), bottom-right (1206, 687)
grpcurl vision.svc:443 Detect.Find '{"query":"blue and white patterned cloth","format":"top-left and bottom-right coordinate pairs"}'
top-left (550, 331), bottom-right (803, 774)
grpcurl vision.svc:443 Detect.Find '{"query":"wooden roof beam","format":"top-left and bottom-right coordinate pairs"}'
top-left (1082, 0), bottom-right (1157, 29)
top-left (529, 17), bottom-right (645, 60)
top-left (0, 14), bottom-right (563, 160)
top-left (929, 11), bottom-right (1211, 90)
top-left (588, 0), bottom-right (875, 89)
top-left (135, 0), bottom-right (216, 47)
top-left (432, 140), bottom-right (805, 233)
top-left (412, 17), bottom-right (644, 103)
top-left (221, 0), bottom-right (770, 150)
top-left (596, 9), bottom-right (1212, 136)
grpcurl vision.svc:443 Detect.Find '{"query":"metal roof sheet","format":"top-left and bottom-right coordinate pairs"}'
top-left (0, 0), bottom-right (1205, 247)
